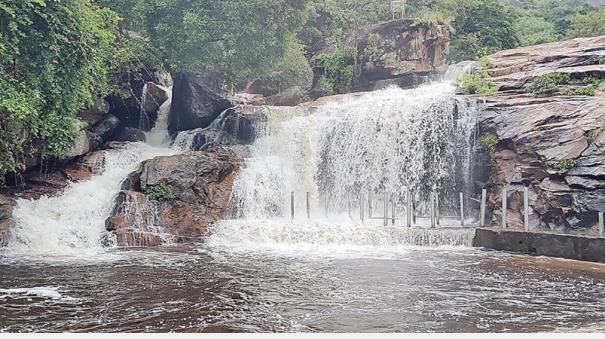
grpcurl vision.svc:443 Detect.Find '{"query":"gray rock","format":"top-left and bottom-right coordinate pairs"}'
top-left (142, 82), bottom-right (169, 113)
top-left (115, 127), bottom-right (146, 143)
top-left (91, 114), bottom-right (121, 142)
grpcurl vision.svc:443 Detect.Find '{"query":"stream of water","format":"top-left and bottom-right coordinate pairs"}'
top-left (2, 76), bottom-right (605, 332)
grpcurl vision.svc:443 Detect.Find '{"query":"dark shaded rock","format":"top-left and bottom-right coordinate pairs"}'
top-left (77, 99), bottom-right (110, 126)
top-left (0, 195), bottom-right (14, 247)
top-left (354, 19), bottom-right (451, 91)
top-left (91, 114), bottom-right (121, 142)
top-left (115, 127), bottom-right (146, 143)
top-left (87, 131), bottom-right (104, 152)
top-left (105, 147), bottom-right (244, 246)
top-left (142, 82), bottom-right (169, 113)
top-left (169, 72), bottom-right (233, 133)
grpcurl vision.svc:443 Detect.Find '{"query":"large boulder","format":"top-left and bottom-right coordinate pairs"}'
top-left (91, 114), bottom-right (121, 142)
top-left (169, 72), bottom-right (233, 133)
top-left (475, 36), bottom-right (605, 230)
top-left (142, 82), bottom-right (169, 113)
top-left (354, 19), bottom-right (452, 90)
top-left (0, 195), bottom-right (14, 247)
top-left (105, 146), bottom-right (246, 246)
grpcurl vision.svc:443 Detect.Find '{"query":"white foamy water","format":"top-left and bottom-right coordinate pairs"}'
top-left (146, 85), bottom-right (172, 146)
top-left (8, 143), bottom-right (177, 257)
top-left (208, 81), bottom-right (479, 254)
top-left (0, 286), bottom-right (77, 302)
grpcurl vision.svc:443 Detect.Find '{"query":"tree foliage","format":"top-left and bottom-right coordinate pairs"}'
top-left (0, 0), bottom-right (120, 184)
top-left (568, 7), bottom-right (605, 38)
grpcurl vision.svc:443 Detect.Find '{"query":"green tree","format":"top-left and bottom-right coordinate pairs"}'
top-left (568, 7), bottom-right (605, 38)
top-left (514, 15), bottom-right (558, 46)
top-left (0, 0), bottom-right (120, 184)
top-left (531, 0), bottom-right (596, 37)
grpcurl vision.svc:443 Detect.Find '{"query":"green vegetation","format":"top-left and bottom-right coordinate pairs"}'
top-left (312, 47), bottom-right (356, 96)
top-left (526, 72), bottom-right (571, 95)
top-left (459, 57), bottom-right (499, 95)
top-left (480, 133), bottom-right (499, 155)
top-left (146, 184), bottom-right (176, 201)
top-left (526, 73), bottom-right (602, 96)
top-left (0, 0), bottom-right (121, 184)
top-left (552, 159), bottom-right (580, 172)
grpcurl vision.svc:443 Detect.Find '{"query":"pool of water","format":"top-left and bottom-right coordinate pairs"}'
top-left (1, 244), bottom-right (605, 332)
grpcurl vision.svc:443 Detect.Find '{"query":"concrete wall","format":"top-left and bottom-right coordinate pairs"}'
top-left (473, 228), bottom-right (605, 263)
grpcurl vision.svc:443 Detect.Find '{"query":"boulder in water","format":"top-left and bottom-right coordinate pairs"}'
top-left (115, 127), bottom-right (146, 143)
top-left (142, 82), bottom-right (169, 113)
top-left (168, 72), bottom-right (233, 133)
top-left (91, 114), bottom-right (121, 142)
top-left (105, 146), bottom-right (245, 246)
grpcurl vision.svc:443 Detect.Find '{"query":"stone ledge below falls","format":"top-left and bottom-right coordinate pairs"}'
top-left (473, 228), bottom-right (605, 263)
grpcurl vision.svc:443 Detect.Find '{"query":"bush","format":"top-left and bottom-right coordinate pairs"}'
top-left (553, 159), bottom-right (579, 172)
top-left (312, 47), bottom-right (357, 95)
top-left (459, 73), bottom-right (499, 95)
top-left (146, 184), bottom-right (176, 201)
top-left (480, 133), bottom-right (499, 155)
top-left (526, 72), bottom-right (571, 95)
top-left (566, 86), bottom-right (596, 96)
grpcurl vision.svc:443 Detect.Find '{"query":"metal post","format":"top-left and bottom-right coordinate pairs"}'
top-left (501, 188), bottom-right (507, 229)
top-left (360, 192), bottom-right (365, 224)
top-left (391, 194), bottom-right (395, 225)
top-left (406, 190), bottom-right (411, 227)
top-left (480, 189), bottom-right (487, 227)
top-left (368, 191), bottom-right (373, 219)
top-left (460, 192), bottom-right (465, 227)
top-left (524, 187), bottom-right (529, 231)
top-left (306, 192), bottom-right (310, 221)
top-left (599, 212), bottom-right (604, 237)
top-left (435, 192), bottom-right (441, 227)
top-left (347, 192), bottom-right (351, 218)
top-left (291, 191), bottom-right (295, 220)
top-left (430, 192), bottom-right (436, 228)
top-left (383, 191), bottom-right (388, 226)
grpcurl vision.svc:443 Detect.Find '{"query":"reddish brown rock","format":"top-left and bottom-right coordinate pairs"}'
top-left (105, 146), bottom-right (244, 246)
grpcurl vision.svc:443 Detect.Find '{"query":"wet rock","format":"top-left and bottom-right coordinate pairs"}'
top-left (105, 147), bottom-right (244, 246)
top-left (0, 195), bottom-right (15, 247)
top-left (169, 72), bottom-right (233, 133)
top-left (77, 99), bottom-right (110, 126)
top-left (266, 86), bottom-right (309, 106)
top-left (63, 151), bottom-right (107, 182)
top-left (115, 127), bottom-right (146, 143)
top-left (476, 36), bottom-right (605, 230)
top-left (354, 19), bottom-right (451, 91)
top-left (142, 82), bottom-right (169, 113)
top-left (60, 121), bottom-right (91, 161)
top-left (91, 114), bottom-right (121, 142)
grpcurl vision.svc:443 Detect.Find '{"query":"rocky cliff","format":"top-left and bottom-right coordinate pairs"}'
top-left (475, 36), bottom-right (605, 231)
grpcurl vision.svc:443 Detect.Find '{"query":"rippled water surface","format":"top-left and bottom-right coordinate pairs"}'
top-left (1, 245), bottom-right (605, 333)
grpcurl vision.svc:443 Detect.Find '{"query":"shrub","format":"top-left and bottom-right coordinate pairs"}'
top-left (552, 159), bottom-right (579, 172)
top-left (566, 86), bottom-right (596, 96)
top-left (146, 184), bottom-right (176, 201)
top-left (459, 73), bottom-right (499, 95)
top-left (480, 133), bottom-right (499, 155)
top-left (526, 72), bottom-right (571, 95)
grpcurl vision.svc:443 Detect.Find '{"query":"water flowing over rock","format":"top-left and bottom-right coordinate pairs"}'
top-left (105, 146), bottom-right (246, 246)
top-left (207, 82), bottom-right (479, 252)
top-left (354, 19), bottom-right (451, 91)
top-left (476, 36), bottom-right (605, 230)
top-left (142, 82), bottom-right (169, 113)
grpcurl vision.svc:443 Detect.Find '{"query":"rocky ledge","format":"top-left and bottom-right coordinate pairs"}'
top-left (105, 145), bottom-right (247, 246)
top-left (475, 36), bottom-right (605, 230)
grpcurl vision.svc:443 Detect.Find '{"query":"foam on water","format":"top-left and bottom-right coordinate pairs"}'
top-left (0, 286), bottom-right (77, 302)
top-left (208, 80), bottom-right (480, 255)
top-left (7, 143), bottom-right (177, 258)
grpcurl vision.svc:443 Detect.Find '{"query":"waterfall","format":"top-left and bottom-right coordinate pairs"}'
top-left (146, 85), bottom-right (173, 147)
top-left (207, 81), bottom-right (480, 253)
top-left (139, 83), bottom-right (150, 131)
top-left (6, 84), bottom-right (178, 257)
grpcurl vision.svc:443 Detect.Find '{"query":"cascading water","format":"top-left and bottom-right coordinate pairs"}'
top-left (146, 85), bottom-right (173, 146)
top-left (6, 87), bottom-right (177, 258)
top-left (208, 80), bottom-right (480, 254)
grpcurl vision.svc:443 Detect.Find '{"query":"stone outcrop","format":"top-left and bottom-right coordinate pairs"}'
top-left (105, 146), bottom-right (247, 246)
top-left (0, 195), bottom-right (14, 247)
top-left (354, 19), bottom-right (451, 91)
top-left (475, 36), bottom-right (605, 230)
top-left (142, 82), bottom-right (169, 113)
top-left (169, 72), bottom-right (233, 133)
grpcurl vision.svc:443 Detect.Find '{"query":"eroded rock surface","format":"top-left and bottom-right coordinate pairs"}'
top-left (476, 36), bottom-right (605, 230)
top-left (105, 146), bottom-right (247, 246)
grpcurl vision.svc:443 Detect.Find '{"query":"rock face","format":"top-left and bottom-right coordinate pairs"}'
top-left (355, 19), bottom-right (451, 91)
top-left (476, 36), bottom-right (605, 230)
top-left (169, 72), bottom-right (233, 133)
top-left (105, 146), bottom-right (246, 246)
top-left (142, 82), bottom-right (169, 113)
top-left (0, 195), bottom-right (14, 247)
